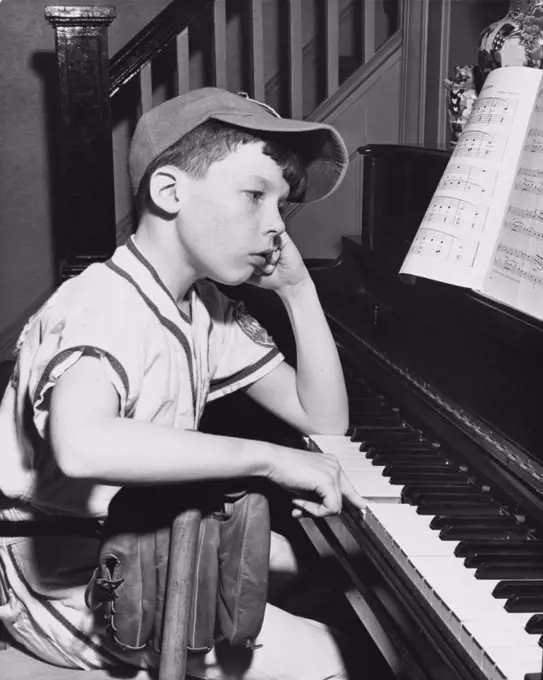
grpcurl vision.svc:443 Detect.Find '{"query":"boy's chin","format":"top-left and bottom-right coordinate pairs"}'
top-left (208, 269), bottom-right (253, 287)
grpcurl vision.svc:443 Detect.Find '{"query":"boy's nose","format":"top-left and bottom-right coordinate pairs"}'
top-left (264, 208), bottom-right (286, 235)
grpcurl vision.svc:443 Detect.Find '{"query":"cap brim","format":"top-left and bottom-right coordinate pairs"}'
top-left (213, 113), bottom-right (349, 202)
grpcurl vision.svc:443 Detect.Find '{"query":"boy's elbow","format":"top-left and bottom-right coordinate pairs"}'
top-left (51, 421), bottom-right (98, 480)
top-left (308, 414), bottom-right (349, 437)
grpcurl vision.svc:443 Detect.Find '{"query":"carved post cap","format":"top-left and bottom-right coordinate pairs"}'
top-left (45, 6), bottom-right (116, 27)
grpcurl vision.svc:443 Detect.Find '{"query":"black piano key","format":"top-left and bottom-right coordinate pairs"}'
top-left (525, 614), bottom-right (543, 634)
top-left (465, 554), bottom-right (543, 569)
top-left (350, 416), bottom-right (407, 431)
top-left (373, 453), bottom-right (454, 466)
top-left (347, 396), bottom-right (386, 406)
top-left (407, 492), bottom-right (492, 508)
top-left (352, 431), bottom-right (425, 445)
top-left (475, 564), bottom-right (543, 579)
top-left (455, 540), bottom-right (541, 558)
top-left (493, 581), bottom-right (543, 599)
top-left (505, 596), bottom-right (543, 613)
top-left (403, 485), bottom-right (483, 503)
top-left (418, 504), bottom-right (505, 517)
top-left (430, 515), bottom-right (522, 530)
top-left (364, 442), bottom-right (441, 457)
top-left (389, 471), bottom-right (473, 485)
top-left (442, 525), bottom-right (531, 541)
top-left (382, 465), bottom-right (465, 478)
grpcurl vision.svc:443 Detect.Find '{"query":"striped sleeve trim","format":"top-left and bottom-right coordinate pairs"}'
top-left (33, 346), bottom-right (130, 418)
top-left (207, 348), bottom-right (283, 401)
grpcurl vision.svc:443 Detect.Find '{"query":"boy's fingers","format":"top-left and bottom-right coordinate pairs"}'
top-left (340, 472), bottom-right (368, 513)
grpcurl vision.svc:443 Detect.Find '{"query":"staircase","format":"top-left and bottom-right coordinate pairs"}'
top-left (44, 0), bottom-right (402, 281)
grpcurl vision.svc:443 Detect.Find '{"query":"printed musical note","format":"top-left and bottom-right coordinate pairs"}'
top-left (438, 164), bottom-right (498, 196)
top-left (524, 128), bottom-right (543, 154)
top-left (466, 96), bottom-right (517, 126)
top-left (493, 242), bottom-right (543, 287)
top-left (423, 196), bottom-right (488, 232)
top-left (514, 166), bottom-right (543, 196)
top-left (504, 205), bottom-right (543, 239)
top-left (408, 228), bottom-right (479, 266)
top-left (455, 130), bottom-right (507, 161)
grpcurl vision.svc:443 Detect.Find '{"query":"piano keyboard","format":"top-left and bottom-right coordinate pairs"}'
top-left (308, 373), bottom-right (543, 680)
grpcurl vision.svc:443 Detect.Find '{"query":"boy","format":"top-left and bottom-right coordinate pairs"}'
top-left (0, 88), bottom-right (365, 679)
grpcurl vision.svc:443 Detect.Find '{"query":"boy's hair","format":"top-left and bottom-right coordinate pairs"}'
top-left (136, 120), bottom-right (308, 218)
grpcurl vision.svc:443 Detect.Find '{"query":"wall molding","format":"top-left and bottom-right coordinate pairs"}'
top-left (437, 0), bottom-right (452, 147)
top-left (399, 0), bottom-right (429, 145)
top-left (285, 32), bottom-right (402, 224)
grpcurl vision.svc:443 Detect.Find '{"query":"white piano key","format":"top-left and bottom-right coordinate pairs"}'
top-left (309, 435), bottom-right (403, 501)
top-left (366, 503), bottom-right (541, 679)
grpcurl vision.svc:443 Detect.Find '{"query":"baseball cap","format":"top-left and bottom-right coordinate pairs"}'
top-left (128, 87), bottom-right (349, 203)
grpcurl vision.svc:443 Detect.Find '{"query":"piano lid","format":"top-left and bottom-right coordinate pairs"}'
top-left (334, 144), bottom-right (543, 499)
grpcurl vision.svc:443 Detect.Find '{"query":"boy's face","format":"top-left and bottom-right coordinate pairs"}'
top-left (176, 141), bottom-right (289, 285)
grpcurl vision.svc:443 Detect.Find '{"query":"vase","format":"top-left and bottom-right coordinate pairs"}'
top-left (478, 0), bottom-right (543, 81)
top-left (444, 66), bottom-right (478, 147)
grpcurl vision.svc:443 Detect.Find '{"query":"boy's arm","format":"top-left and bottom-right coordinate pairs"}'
top-left (49, 355), bottom-right (363, 517)
top-left (244, 233), bottom-right (349, 435)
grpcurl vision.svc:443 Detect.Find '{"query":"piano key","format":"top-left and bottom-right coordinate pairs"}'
top-left (493, 581), bottom-right (543, 599)
top-left (504, 596), bottom-right (543, 613)
top-left (455, 541), bottom-right (543, 559)
top-left (382, 465), bottom-right (465, 478)
top-left (365, 504), bottom-right (539, 679)
top-left (475, 564), bottom-right (543, 580)
top-left (308, 435), bottom-right (403, 502)
top-left (365, 442), bottom-right (441, 457)
top-left (403, 486), bottom-right (485, 504)
top-left (389, 471), bottom-right (474, 485)
top-left (526, 614), bottom-right (543, 634)
top-left (352, 431), bottom-right (426, 445)
top-left (430, 515), bottom-right (523, 530)
top-left (417, 503), bottom-right (505, 517)
top-left (349, 414), bottom-right (406, 430)
top-left (466, 555), bottom-right (543, 570)
top-left (373, 452), bottom-right (454, 466)
top-left (407, 493), bottom-right (493, 508)
top-left (442, 525), bottom-right (531, 541)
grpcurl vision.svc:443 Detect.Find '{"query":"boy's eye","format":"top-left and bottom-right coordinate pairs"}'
top-left (246, 190), bottom-right (264, 202)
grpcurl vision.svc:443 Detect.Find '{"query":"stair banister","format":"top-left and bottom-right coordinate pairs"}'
top-left (45, 5), bottom-right (117, 281)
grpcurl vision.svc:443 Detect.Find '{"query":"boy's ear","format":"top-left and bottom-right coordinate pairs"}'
top-left (148, 165), bottom-right (189, 215)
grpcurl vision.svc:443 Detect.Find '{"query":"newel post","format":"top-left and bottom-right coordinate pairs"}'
top-left (45, 6), bottom-right (117, 281)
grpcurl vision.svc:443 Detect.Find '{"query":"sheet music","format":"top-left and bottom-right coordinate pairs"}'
top-left (400, 68), bottom-right (542, 290)
top-left (482, 81), bottom-right (543, 321)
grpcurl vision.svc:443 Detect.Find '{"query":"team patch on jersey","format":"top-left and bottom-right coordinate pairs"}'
top-left (234, 302), bottom-right (275, 348)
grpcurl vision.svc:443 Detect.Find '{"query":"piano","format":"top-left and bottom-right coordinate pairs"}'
top-left (205, 144), bottom-right (543, 680)
top-left (302, 144), bottom-right (543, 680)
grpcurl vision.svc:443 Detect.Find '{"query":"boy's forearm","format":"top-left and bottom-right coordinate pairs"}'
top-left (56, 416), bottom-right (275, 485)
top-left (279, 278), bottom-right (349, 434)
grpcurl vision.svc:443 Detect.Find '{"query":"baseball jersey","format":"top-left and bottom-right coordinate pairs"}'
top-left (0, 236), bottom-right (284, 519)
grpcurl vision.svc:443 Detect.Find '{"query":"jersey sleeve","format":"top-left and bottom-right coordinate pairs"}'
top-left (204, 285), bottom-right (285, 401)
top-left (22, 284), bottom-right (145, 437)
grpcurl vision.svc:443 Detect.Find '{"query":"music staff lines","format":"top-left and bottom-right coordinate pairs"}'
top-left (514, 166), bottom-right (543, 196)
top-left (455, 131), bottom-right (507, 161)
top-left (524, 128), bottom-right (543, 154)
top-left (494, 243), bottom-right (543, 288)
top-left (466, 96), bottom-right (517, 126)
top-left (408, 228), bottom-right (479, 267)
top-left (438, 164), bottom-right (498, 197)
top-left (424, 196), bottom-right (488, 232)
top-left (505, 206), bottom-right (543, 239)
